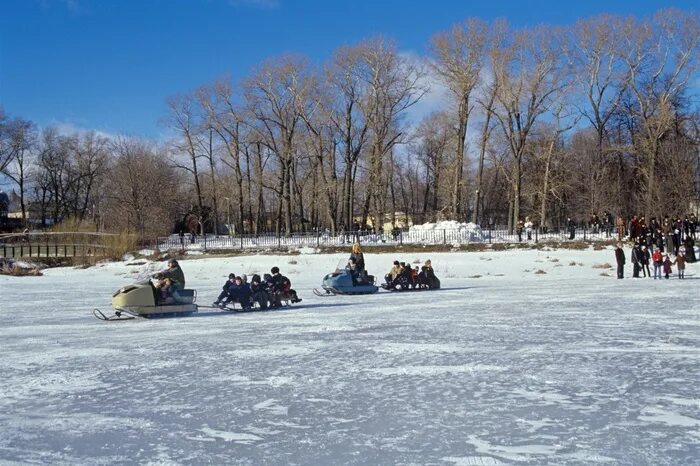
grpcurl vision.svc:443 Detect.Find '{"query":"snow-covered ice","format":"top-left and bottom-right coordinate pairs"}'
top-left (1, 247), bottom-right (699, 464)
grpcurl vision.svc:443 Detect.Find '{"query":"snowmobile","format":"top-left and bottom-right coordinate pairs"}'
top-left (313, 261), bottom-right (379, 296)
top-left (93, 279), bottom-right (198, 321)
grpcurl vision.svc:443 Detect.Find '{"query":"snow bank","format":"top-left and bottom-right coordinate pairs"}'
top-left (407, 221), bottom-right (484, 242)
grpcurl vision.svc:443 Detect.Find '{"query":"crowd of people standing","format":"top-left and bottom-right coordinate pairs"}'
top-left (613, 212), bottom-right (697, 280)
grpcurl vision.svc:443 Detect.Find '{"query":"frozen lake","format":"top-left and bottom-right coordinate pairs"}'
top-left (1, 247), bottom-right (699, 464)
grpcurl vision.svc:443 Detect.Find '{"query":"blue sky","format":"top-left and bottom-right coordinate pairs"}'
top-left (1, 0), bottom-right (697, 139)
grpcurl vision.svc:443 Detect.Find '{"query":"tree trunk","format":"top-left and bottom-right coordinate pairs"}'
top-left (472, 91), bottom-right (495, 225)
top-left (254, 142), bottom-right (265, 234)
top-left (539, 139), bottom-right (555, 229)
top-left (452, 96), bottom-right (469, 219)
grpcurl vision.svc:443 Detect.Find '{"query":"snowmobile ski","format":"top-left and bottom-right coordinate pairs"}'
top-left (93, 308), bottom-right (136, 321)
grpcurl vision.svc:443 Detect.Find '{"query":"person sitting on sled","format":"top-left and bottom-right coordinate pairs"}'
top-left (385, 260), bottom-right (402, 286)
top-left (250, 274), bottom-right (269, 309)
top-left (224, 276), bottom-right (253, 309)
top-left (399, 261), bottom-right (415, 288)
top-left (268, 266), bottom-right (302, 307)
top-left (153, 259), bottom-right (185, 303)
top-left (213, 273), bottom-right (237, 306)
top-left (418, 259), bottom-right (440, 289)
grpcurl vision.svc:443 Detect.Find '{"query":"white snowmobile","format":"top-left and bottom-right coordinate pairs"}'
top-left (94, 278), bottom-right (198, 321)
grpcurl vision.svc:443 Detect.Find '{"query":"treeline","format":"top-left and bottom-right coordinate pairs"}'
top-left (1, 9), bottom-right (699, 238)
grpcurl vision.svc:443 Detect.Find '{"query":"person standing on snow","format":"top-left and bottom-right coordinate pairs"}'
top-left (639, 245), bottom-right (651, 278)
top-left (516, 219), bottom-right (524, 242)
top-left (567, 217), bottom-right (576, 240)
top-left (524, 216), bottom-right (534, 241)
top-left (673, 253), bottom-right (686, 279)
top-left (652, 248), bottom-right (663, 279)
top-left (616, 216), bottom-right (626, 241)
top-left (631, 244), bottom-right (641, 278)
top-left (615, 243), bottom-right (626, 279)
top-left (662, 255), bottom-right (673, 279)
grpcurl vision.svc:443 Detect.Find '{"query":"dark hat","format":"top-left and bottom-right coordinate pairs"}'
top-left (252, 274), bottom-right (261, 283)
top-left (271, 266), bottom-right (280, 274)
top-left (228, 273), bottom-right (235, 279)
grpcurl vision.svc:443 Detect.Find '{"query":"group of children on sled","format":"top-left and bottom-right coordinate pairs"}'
top-left (212, 266), bottom-right (301, 309)
top-left (382, 259), bottom-right (441, 290)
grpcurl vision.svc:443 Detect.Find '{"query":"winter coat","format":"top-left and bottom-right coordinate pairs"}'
top-left (615, 247), bottom-right (626, 265)
top-left (652, 250), bottom-right (662, 264)
top-left (349, 252), bottom-right (366, 272)
top-left (675, 255), bottom-right (686, 270)
top-left (639, 248), bottom-right (650, 265)
top-left (160, 265), bottom-right (185, 288)
top-left (663, 221), bottom-right (673, 235)
top-left (387, 265), bottom-right (402, 280)
top-left (616, 217), bottom-right (626, 237)
top-left (269, 273), bottom-right (291, 293)
top-left (221, 278), bottom-right (236, 293)
top-left (228, 282), bottom-right (252, 303)
top-left (631, 247), bottom-right (640, 264)
top-left (250, 281), bottom-right (269, 307)
top-left (662, 259), bottom-right (673, 274)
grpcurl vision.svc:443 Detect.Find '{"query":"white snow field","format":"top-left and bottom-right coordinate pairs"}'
top-left (1, 246), bottom-right (699, 465)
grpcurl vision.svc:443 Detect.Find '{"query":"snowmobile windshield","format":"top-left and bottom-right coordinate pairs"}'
top-left (335, 258), bottom-right (352, 272)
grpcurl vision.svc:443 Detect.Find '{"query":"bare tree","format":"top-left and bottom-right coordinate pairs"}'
top-left (107, 137), bottom-right (183, 237)
top-left (199, 79), bottom-right (247, 234)
top-left (299, 79), bottom-right (341, 232)
top-left (354, 37), bottom-right (426, 231)
top-left (623, 9), bottom-right (700, 215)
top-left (490, 24), bottom-right (570, 230)
top-left (69, 131), bottom-right (109, 224)
top-left (326, 45), bottom-right (372, 230)
top-left (532, 103), bottom-right (580, 229)
top-left (566, 14), bottom-right (634, 213)
top-left (431, 18), bottom-right (488, 219)
top-left (165, 92), bottom-right (206, 233)
top-left (472, 80), bottom-right (499, 225)
top-left (2, 117), bottom-right (35, 221)
top-left (411, 111), bottom-right (452, 222)
top-left (244, 55), bottom-right (314, 235)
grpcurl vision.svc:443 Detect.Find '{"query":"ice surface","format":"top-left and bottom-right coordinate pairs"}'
top-left (1, 247), bottom-right (699, 464)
